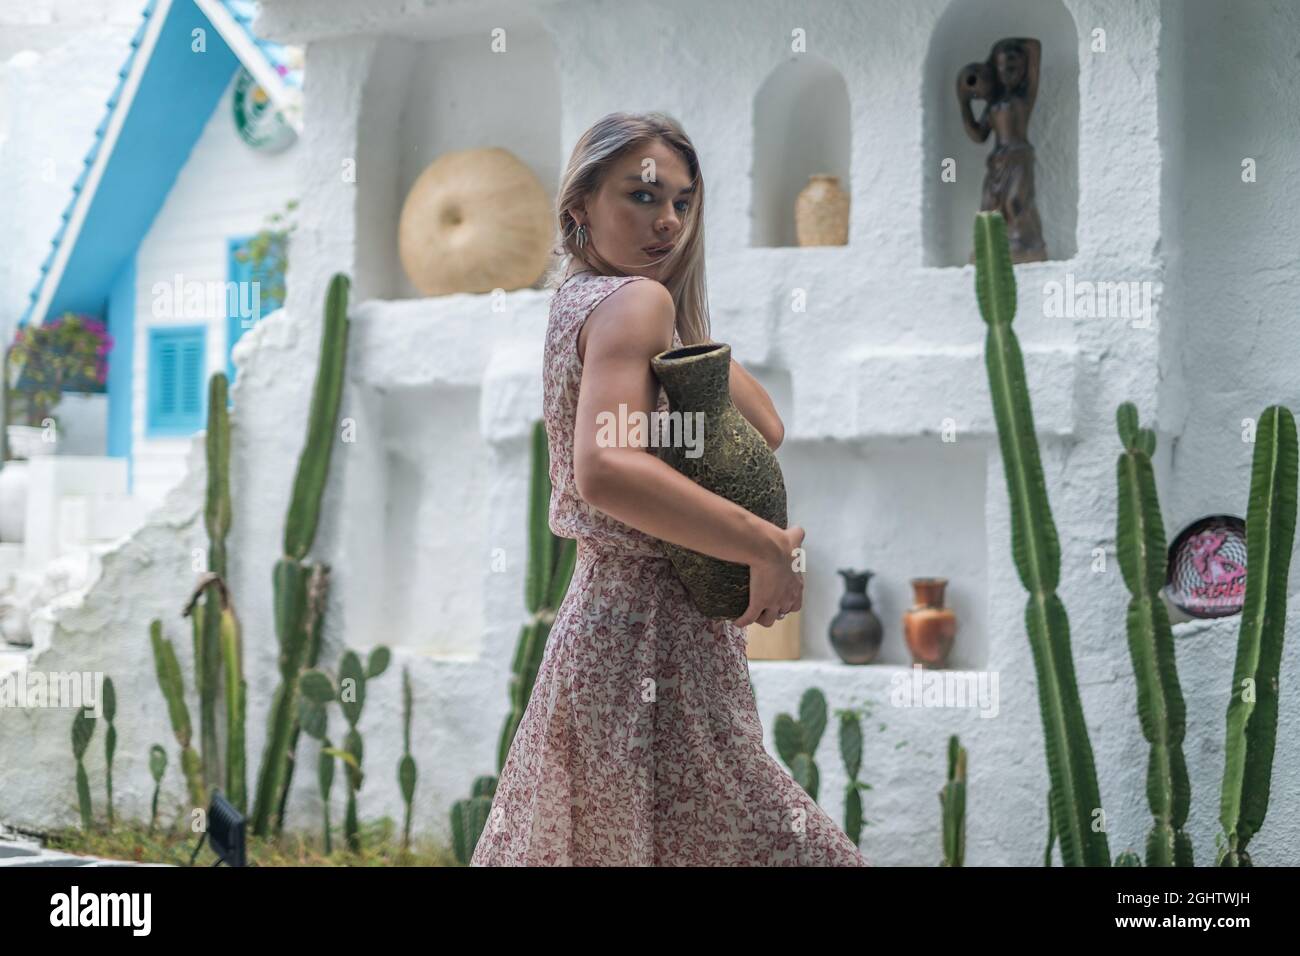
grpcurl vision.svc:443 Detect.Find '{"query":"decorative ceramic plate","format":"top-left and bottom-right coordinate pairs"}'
top-left (1165, 514), bottom-right (1248, 618)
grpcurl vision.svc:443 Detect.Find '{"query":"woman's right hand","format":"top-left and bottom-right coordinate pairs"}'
top-left (733, 525), bottom-right (805, 629)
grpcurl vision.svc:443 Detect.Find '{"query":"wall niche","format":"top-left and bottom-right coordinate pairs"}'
top-left (751, 55), bottom-right (851, 248)
top-left (922, 0), bottom-right (1078, 267)
top-left (355, 28), bottom-right (561, 302)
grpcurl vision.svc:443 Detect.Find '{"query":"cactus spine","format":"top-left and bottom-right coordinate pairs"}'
top-left (940, 735), bottom-right (967, 866)
top-left (1219, 405), bottom-right (1297, 866)
top-left (1114, 402), bottom-right (1192, 865)
top-left (151, 619), bottom-right (205, 810)
top-left (973, 211), bottom-right (1109, 866)
top-left (71, 708), bottom-right (95, 829)
top-left (774, 687), bottom-right (827, 802)
top-left (251, 273), bottom-right (350, 837)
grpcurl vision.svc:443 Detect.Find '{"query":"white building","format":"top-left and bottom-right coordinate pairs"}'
top-left (0, 0), bottom-right (300, 648)
top-left (1, 0), bottom-right (1297, 866)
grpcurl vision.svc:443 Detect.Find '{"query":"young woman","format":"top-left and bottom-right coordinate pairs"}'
top-left (471, 112), bottom-right (868, 866)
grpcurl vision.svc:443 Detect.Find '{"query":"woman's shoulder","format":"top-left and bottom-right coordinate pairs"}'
top-left (556, 271), bottom-right (670, 310)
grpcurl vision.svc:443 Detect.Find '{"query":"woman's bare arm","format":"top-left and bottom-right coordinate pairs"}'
top-left (573, 280), bottom-right (786, 568)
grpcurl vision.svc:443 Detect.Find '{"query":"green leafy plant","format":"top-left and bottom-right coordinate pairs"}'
top-left (6, 312), bottom-right (112, 428)
top-left (233, 198), bottom-right (296, 307)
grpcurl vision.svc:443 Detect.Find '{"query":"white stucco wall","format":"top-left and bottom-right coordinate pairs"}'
top-left (2, 0), bottom-right (1297, 866)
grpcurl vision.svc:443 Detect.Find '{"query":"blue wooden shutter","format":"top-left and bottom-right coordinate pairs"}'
top-left (147, 326), bottom-right (206, 435)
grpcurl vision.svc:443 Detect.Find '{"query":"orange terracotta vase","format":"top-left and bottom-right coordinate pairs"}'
top-left (902, 577), bottom-right (958, 668)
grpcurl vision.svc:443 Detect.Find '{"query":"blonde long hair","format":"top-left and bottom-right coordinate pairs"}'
top-left (544, 111), bottom-right (711, 346)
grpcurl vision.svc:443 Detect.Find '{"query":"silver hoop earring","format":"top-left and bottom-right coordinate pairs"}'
top-left (575, 224), bottom-right (589, 250)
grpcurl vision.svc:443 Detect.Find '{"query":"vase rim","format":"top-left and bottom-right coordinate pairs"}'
top-left (652, 341), bottom-right (729, 366)
top-left (910, 576), bottom-right (948, 585)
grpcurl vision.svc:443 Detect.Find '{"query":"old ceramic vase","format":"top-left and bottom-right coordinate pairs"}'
top-left (795, 174), bottom-right (849, 246)
top-left (650, 342), bottom-right (788, 619)
top-left (828, 568), bottom-right (884, 664)
top-left (902, 577), bottom-right (958, 668)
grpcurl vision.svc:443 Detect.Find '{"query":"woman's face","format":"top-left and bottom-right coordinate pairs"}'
top-left (570, 139), bottom-right (694, 278)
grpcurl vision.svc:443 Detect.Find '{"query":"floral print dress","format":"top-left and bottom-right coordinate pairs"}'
top-left (470, 270), bottom-right (869, 866)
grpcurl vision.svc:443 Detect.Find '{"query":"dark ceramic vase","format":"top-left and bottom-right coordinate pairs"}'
top-left (828, 568), bottom-right (884, 664)
top-left (650, 342), bottom-right (788, 619)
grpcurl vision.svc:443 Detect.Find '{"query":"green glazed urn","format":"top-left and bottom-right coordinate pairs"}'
top-left (649, 342), bottom-right (788, 619)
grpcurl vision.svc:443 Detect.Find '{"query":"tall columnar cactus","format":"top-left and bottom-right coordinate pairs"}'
top-left (183, 574), bottom-right (246, 813)
top-left (193, 372), bottom-right (232, 792)
top-left (251, 272), bottom-right (351, 838)
top-left (774, 687), bottom-right (827, 802)
top-left (103, 676), bottom-right (116, 826)
top-left (838, 707), bottom-right (868, 846)
top-left (1218, 405), bottom-right (1297, 866)
top-left (497, 420), bottom-right (578, 770)
top-left (1114, 402), bottom-right (1192, 866)
top-left (940, 735), bottom-right (967, 867)
top-left (399, 665), bottom-right (417, 851)
top-left (71, 708), bottom-right (95, 829)
top-left (297, 646), bottom-right (391, 854)
top-left (973, 211), bottom-right (1110, 866)
top-left (150, 619), bottom-right (205, 810)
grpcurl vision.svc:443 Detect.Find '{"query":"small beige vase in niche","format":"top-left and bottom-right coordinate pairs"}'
top-left (398, 146), bottom-right (552, 295)
top-left (794, 173), bottom-right (849, 246)
top-left (745, 608), bottom-right (801, 660)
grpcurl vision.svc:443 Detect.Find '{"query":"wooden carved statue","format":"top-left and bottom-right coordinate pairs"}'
top-left (957, 37), bottom-right (1047, 262)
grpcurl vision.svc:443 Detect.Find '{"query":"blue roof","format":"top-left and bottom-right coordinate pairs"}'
top-left (19, 0), bottom-right (301, 329)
